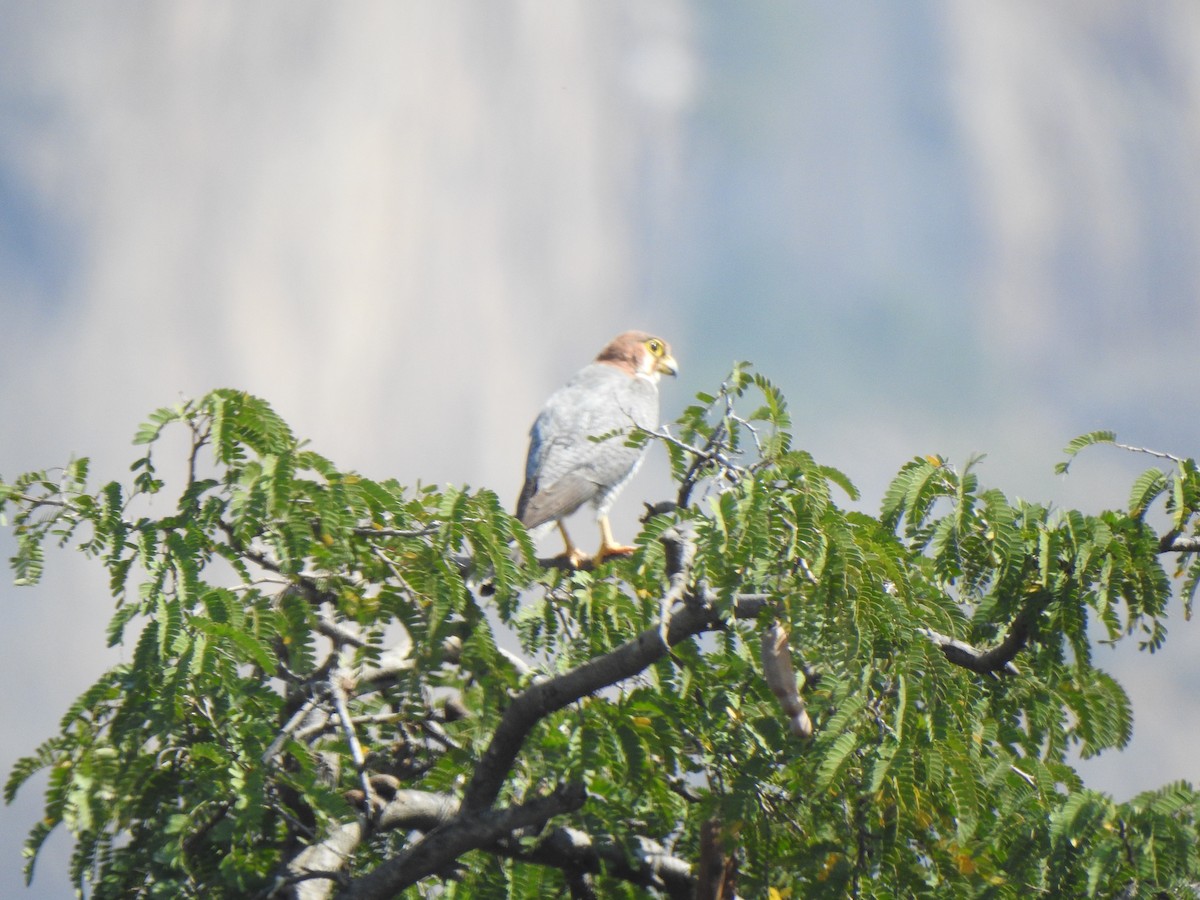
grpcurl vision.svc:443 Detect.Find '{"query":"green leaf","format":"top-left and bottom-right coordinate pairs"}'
top-left (1056, 430), bottom-right (1117, 474)
top-left (133, 405), bottom-right (184, 446)
top-left (4, 738), bottom-right (66, 804)
top-left (817, 730), bottom-right (858, 789)
top-left (192, 619), bottom-right (277, 672)
top-left (1128, 468), bottom-right (1169, 519)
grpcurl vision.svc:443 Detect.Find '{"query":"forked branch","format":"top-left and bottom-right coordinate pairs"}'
top-left (282, 525), bottom-right (769, 899)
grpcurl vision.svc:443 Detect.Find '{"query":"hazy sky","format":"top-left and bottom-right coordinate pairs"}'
top-left (3, 3), bottom-right (1200, 896)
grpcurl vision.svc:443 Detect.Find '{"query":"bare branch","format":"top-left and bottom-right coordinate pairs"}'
top-left (500, 825), bottom-right (695, 900)
top-left (565, 871), bottom-right (598, 900)
top-left (918, 614), bottom-right (1029, 676)
top-left (278, 526), bottom-right (766, 898)
top-left (330, 669), bottom-right (374, 813)
top-left (695, 818), bottom-right (738, 900)
top-left (351, 524), bottom-right (441, 539)
top-left (761, 621), bottom-right (813, 738)
top-left (1010, 764), bottom-right (1037, 788)
top-left (658, 522), bottom-right (697, 647)
top-left (338, 782), bottom-right (586, 900)
top-left (262, 695), bottom-right (325, 764)
top-left (1160, 532), bottom-right (1200, 553)
top-left (1111, 441), bottom-right (1185, 465)
top-left (315, 614), bottom-right (367, 648)
top-left (375, 788), bottom-right (460, 830)
top-left (283, 790), bottom-right (697, 900)
top-left (496, 646), bottom-right (537, 678)
top-left (281, 822), bottom-right (360, 900)
top-left (917, 590), bottom-right (1054, 677)
top-left (282, 791), bottom-right (460, 899)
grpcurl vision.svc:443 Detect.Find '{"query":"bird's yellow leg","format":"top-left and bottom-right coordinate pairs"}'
top-left (558, 521), bottom-right (591, 569)
top-left (595, 515), bottom-right (637, 563)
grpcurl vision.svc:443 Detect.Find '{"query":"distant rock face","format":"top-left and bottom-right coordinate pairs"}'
top-left (5, 4), bottom-right (1196, 472)
top-left (943, 2), bottom-right (1200, 371)
top-left (0, 3), bottom-right (694, 489)
top-left (680, 2), bottom-right (1200, 427)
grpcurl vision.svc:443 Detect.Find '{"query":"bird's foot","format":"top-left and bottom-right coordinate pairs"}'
top-left (547, 541), bottom-right (635, 570)
top-left (559, 547), bottom-right (592, 570)
top-left (594, 542), bottom-right (637, 564)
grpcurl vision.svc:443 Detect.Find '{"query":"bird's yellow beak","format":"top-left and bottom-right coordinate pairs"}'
top-left (657, 354), bottom-right (679, 377)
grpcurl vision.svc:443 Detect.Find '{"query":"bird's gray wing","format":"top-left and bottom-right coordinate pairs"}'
top-left (517, 365), bottom-right (659, 528)
top-left (516, 471), bottom-right (597, 530)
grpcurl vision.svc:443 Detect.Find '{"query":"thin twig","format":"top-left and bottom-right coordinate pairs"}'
top-left (1010, 765), bottom-right (1036, 788)
top-left (1112, 441), bottom-right (1185, 465)
top-left (364, 543), bottom-right (417, 596)
top-left (647, 426), bottom-right (742, 474)
top-left (217, 519), bottom-right (335, 607)
top-left (315, 614), bottom-right (367, 648)
top-left (727, 412), bottom-right (761, 450)
top-left (641, 418), bottom-right (748, 511)
top-left (187, 421), bottom-right (211, 490)
top-left (5, 492), bottom-right (69, 509)
top-left (352, 525), bottom-right (441, 539)
top-left (331, 668), bottom-right (375, 816)
top-left (263, 694), bottom-right (325, 763)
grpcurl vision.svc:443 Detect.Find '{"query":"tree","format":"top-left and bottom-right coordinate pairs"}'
top-left (4, 369), bottom-right (1200, 898)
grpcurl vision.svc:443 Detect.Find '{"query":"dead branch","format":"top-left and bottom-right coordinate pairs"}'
top-left (501, 826), bottom-right (695, 900)
top-left (918, 614), bottom-right (1029, 676)
top-left (282, 789), bottom-right (697, 900)
top-left (337, 782), bottom-right (586, 900)
top-left (761, 621), bottom-right (813, 738)
top-left (1160, 531), bottom-right (1200, 553)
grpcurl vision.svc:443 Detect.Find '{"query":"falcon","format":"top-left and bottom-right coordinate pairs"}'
top-left (517, 331), bottom-right (678, 567)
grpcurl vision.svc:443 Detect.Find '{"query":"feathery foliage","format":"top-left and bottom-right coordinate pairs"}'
top-left (4, 376), bottom-right (1200, 898)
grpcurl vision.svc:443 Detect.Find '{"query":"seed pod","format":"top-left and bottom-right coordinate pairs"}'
top-left (761, 620), bottom-right (813, 739)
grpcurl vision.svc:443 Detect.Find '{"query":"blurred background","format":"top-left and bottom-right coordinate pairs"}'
top-left (3, 2), bottom-right (1200, 895)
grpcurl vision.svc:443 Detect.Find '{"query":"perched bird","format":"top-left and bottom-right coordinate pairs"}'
top-left (517, 331), bottom-right (678, 567)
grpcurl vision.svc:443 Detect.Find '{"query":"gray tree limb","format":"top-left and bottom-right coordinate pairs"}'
top-left (919, 625), bottom-right (1026, 676)
top-left (1160, 531), bottom-right (1200, 553)
top-left (337, 782), bottom-right (586, 900)
top-left (283, 788), bottom-right (698, 900)
top-left (500, 826), bottom-right (695, 900)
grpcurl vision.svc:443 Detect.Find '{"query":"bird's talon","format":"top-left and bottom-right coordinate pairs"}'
top-left (564, 549), bottom-right (592, 570)
top-left (595, 543), bottom-right (637, 564)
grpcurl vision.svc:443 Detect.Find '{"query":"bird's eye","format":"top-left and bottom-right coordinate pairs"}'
top-left (646, 339), bottom-right (663, 356)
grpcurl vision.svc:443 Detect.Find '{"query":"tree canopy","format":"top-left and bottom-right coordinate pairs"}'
top-left (4, 368), bottom-right (1200, 898)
